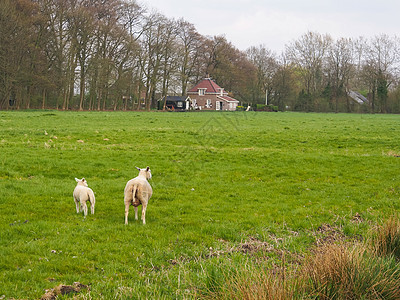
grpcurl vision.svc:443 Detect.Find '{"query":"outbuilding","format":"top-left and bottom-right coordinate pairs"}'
top-left (160, 96), bottom-right (190, 111)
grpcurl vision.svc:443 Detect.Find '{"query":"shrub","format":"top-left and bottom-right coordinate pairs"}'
top-left (254, 104), bottom-right (278, 112)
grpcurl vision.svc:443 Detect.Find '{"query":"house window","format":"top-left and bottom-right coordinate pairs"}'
top-left (206, 99), bottom-right (212, 108)
top-left (177, 101), bottom-right (183, 108)
top-left (198, 88), bottom-right (206, 96)
top-left (216, 101), bottom-right (221, 110)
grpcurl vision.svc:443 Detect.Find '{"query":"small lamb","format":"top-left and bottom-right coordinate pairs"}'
top-left (73, 178), bottom-right (95, 217)
top-left (124, 166), bottom-right (153, 225)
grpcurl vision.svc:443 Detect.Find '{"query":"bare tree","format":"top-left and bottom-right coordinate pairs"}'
top-left (246, 45), bottom-right (278, 105)
top-left (0, 0), bottom-right (24, 109)
top-left (138, 13), bottom-right (177, 110)
top-left (159, 18), bottom-right (179, 110)
top-left (0, 0), bottom-right (45, 110)
top-left (176, 20), bottom-right (203, 96)
top-left (90, 0), bottom-right (143, 110)
top-left (286, 31), bottom-right (332, 110)
top-left (202, 35), bottom-right (256, 102)
top-left (273, 54), bottom-right (296, 111)
top-left (67, 0), bottom-right (97, 110)
top-left (326, 37), bottom-right (354, 112)
top-left (363, 34), bottom-right (399, 112)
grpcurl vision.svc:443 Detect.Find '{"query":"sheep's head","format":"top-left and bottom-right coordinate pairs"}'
top-left (136, 166), bottom-right (152, 180)
top-left (75, 177), bottom-right (88, 187)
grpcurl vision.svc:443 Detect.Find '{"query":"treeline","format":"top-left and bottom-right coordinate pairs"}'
top-left (1, 0), bottom-right (400, 112)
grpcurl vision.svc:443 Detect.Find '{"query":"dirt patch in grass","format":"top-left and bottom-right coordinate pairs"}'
top-left (41, 282), bottom-right (89, 300)
top-left (206, 236), bottom-right (276, 259)
top-left (385, 150), bottom-right (400, 157)
top-left (168, 236), bottom-right (278, 266)
top-left (313, 223), bottom-right (347, 246)
top-left (312, 218), bottom-right (364, 248)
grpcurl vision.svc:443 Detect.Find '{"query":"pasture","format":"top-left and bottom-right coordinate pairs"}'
top-left (1, 110), bottom-right (400, 299)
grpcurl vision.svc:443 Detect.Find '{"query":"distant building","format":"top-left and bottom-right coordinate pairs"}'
top-left (347, 90), bottom-right (369, 105)
top-left (160, 96), bottom-right (190, 111)
top-left (187, 77), bottom-right (239, 111)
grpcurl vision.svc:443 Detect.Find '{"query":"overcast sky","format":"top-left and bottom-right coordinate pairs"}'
top-left (141, 0), bottom-right (400, 53)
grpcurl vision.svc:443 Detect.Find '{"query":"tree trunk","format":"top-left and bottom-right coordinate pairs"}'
top-left (42, 89), bottom-right (46, 109)
top-left (79, 67), bottom-right (85, 111)
top-left (97, 88), bottom-right (102, 111)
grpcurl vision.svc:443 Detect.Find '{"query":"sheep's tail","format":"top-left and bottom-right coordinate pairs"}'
top-left (132, 184), bottom-right (137, 200)
top-left (130, 184), bottom-right (142, 207)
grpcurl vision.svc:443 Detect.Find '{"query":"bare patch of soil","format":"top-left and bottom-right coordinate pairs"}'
top-left (314, 223), bottom-right (347, 246)
top-left (41, 282), bottom-right (89, 300)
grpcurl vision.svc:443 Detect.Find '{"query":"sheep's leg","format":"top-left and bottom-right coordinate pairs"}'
top-left (74, 198), bottom-right (80, 213)
top-left (134, 206), bottom-right (138, 220)
top-left (90, 200), bottom-right (95, 215)
top-left (81, 201), bottom-right (88, 217)
top-left (124, 201), bottom-right (130, 225)
top-left (141, 203), bottom-right (147, 225)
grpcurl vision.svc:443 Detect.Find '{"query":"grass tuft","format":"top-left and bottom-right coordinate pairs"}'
top-left (202, 258), bottom-right (302, 300)
top-left (370, 215), bottom-right (400, 260)
top-left (304, 242), bottom-right (400, 299)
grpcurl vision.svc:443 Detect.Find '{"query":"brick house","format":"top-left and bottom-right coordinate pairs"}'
top-left (187, 77), bottom-right (239, 111)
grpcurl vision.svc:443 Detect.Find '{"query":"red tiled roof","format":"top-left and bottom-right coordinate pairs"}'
top-left (187, 78), bottom-right (223, 94)
top-left (218, 95), bottom-right (239, 103)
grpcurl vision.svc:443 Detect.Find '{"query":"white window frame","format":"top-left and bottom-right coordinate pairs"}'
top-left (198, 88), bottom-right (206, 96)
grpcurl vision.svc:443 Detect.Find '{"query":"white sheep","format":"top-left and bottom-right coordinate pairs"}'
top-left (124, 166), bottom-right (153, 225)
top-left (73, 178), bottom-right (95, 217)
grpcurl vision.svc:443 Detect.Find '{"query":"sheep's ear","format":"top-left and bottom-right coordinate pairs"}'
top-left (146, 166), bottom-right (150, 171)
top-left (75, 178), bottom-right (79, 182)
top-left (82, 178), bottom-right (85, 182)
top-left (135, 167), bottom-right (141, 171)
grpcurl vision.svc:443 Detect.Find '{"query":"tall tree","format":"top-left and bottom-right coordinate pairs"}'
top-left (286, 31), bottom-right (332, 110)
top-left (246, 45), bottom-right (278, 105)
top-left (202, 35), bottom-right (256, 102)
top-left (176, 19), bottom-right (203, 97)
top-left (39, 0), bottom-right (73, 110)
top-left (159, 18), bottom-right (178, 109)
top-left (67, 0), bottom-right (96, 110)
top-left (273, 54), bottom-right (296, 111)
top-left (0, 0), bottom-right (40, 109)
top-left (326, 37), bottom-right (354, 112)
top-left (363, 34), bottom-right (398, 112)
top-left (138, 13), bottom-right (177, 110)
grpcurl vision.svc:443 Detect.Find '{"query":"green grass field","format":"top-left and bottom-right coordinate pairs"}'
top-left (1, 111), bottom-right (400, 299)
